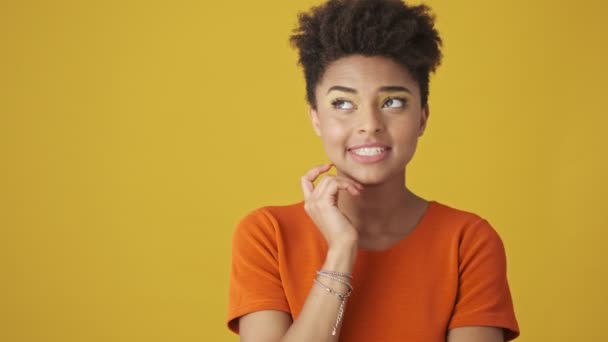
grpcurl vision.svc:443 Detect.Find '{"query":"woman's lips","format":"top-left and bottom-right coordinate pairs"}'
top-left (347, 146), bottom-right (391, 163)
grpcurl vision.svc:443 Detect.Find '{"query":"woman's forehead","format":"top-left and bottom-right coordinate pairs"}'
top-left (318, 55), bottom-right (418, 93)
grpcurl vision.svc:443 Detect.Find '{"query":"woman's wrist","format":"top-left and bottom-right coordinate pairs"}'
top-left (325, 240), bottom-right (358, 272)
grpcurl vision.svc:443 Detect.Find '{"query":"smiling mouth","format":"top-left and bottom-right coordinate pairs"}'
top-left (349, 147), bottom-right (389, 156)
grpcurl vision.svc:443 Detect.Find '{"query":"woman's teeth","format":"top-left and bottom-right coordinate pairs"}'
top-left (351, 147), bottom-right (386, 156)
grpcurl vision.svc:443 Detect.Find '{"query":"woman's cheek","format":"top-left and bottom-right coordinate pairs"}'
top-left (321, 121), bottom-right (349, 145)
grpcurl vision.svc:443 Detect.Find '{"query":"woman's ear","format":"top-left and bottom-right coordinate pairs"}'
top-left (309, 107), bottom-right (322, 137)
top-left (418, 105), bottom-right (430, 137)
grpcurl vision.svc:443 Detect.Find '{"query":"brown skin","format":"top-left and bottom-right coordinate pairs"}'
top-left (309, 54), bottom-right (430, 250)
top-left (239, 55), bottom-right (505, 342)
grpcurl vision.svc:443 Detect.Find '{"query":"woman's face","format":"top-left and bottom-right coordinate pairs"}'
top-left (310, 55), bottom-right (429, 185)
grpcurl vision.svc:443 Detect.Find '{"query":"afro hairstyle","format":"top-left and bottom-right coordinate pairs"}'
top-left (290, 0), bottom-right (443, 109)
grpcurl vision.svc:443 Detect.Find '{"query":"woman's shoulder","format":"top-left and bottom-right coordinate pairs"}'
top-left (234, 201), bottom-right (311, 235)
top-left (427, 200), bottom-right (492, 226)
top-left (427, 200), bottom-right (500, 239)
top-left (232, 201), bottom-right (320, 252)
top-left (429, 200), bottom-right (484, 221)
top-left (238, 201), bottom-right (307, 224)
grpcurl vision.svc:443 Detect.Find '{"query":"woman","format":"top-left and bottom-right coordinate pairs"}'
top-left (227, 0), bottom-right (520, 341)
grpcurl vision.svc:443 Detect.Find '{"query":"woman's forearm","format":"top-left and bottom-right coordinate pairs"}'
top-left (280, 241), bottom-right (358, 342)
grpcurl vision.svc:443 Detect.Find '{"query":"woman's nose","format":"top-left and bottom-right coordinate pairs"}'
top-left (357, 108), bottom-right (384, 134)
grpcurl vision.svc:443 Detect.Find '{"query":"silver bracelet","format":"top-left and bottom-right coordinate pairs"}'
top-left (316, 271), bottom-right (354, 292)
top-left (318, 269), bottom-right (353, 280)
top-left (313, 278), bottom-right (352, 335)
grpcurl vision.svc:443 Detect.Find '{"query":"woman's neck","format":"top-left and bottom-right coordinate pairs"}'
top-left (336, 171), bottom-right (425, 236)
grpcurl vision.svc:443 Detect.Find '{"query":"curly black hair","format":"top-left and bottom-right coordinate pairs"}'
top-left (290, 0), bottom-right (442, 109)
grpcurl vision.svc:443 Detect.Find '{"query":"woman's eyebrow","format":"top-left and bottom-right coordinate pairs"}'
top-left (327, 85), bottom-right (356, 94)
top-left (326, 85), bottom-right (412, 94)
top-left (378, 85), bottom-right (411, 93)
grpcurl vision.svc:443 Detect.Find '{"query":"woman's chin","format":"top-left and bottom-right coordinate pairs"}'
top-left (336, 168), bottom-right (402, 187)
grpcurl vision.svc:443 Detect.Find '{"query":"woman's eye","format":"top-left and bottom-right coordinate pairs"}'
top-left (383, 98), bottom-right (406, 108)
top-left (331, 99), bottom-right (355, 110)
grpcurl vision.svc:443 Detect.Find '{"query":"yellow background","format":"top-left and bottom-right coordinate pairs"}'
top-left (1, 0), bottom-right (606, 341)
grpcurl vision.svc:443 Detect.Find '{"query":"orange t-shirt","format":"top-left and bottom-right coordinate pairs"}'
top-left (227, 200), bottom-right (520, 341)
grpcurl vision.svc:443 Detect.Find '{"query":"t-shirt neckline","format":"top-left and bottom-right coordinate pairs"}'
top-left (357, 200), bottom-right (437, 254)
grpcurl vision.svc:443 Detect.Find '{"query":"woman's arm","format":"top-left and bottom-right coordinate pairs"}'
top-left (240, 242), bottom-right (357, 342)
top-left (447, 326), bottom-right (505, 342)
top-left (239, 164), bottom-right (361, 342)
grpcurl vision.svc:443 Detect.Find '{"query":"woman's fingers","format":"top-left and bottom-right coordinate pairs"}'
top-left (301, 163), bottom-right (364, 200)
top-left (301, 177), bottom-right (314, 199)
top-left (301, 163), bottom-right (332, 199)
top-left (301, 164), bottom-right (363, 245)
top-left (317, 174), bottom-right (363, 192)
top-left (345, 183), bottom-right (361, 196)
top-left (313, 174), bottom-right (362, 202)
top-left (303, 163), bottom-right (333, 183)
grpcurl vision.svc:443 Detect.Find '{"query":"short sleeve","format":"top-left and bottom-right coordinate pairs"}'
top-left (448, 219), bottom-right (520, 340)
top-left (226, 208), bottom-right (290, 334)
